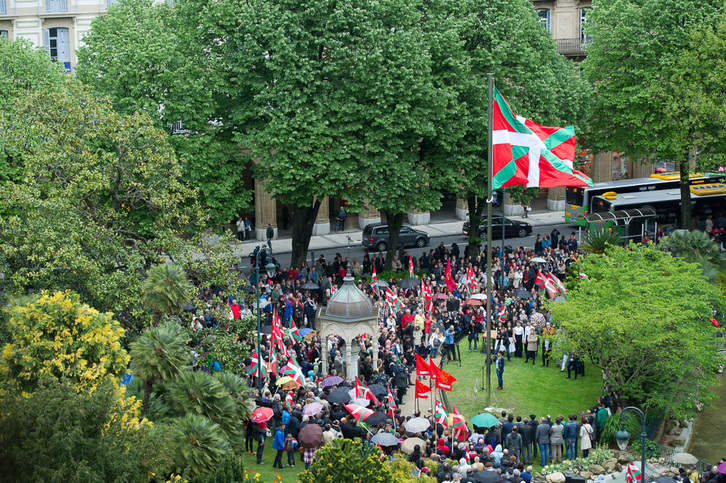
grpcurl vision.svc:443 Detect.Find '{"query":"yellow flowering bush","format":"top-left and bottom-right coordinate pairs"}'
top-left (0, 290), bottom-right (130, 394)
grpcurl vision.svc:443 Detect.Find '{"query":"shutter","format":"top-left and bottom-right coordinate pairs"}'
top-left (44, 28), bottom-right (50, 55)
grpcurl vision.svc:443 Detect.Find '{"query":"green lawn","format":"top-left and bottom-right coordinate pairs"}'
top-left (441, 344), bottom-right (602, 421)
top-left (241, 442), bottom-right (303, 483)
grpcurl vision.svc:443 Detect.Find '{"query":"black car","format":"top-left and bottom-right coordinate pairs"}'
top-left (362, 224), bottom-right (430, 252)
top-left (462, 216), bottom-right (532, 240)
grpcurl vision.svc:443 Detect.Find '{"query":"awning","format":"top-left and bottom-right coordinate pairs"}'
top-left (577, 207), bottom-right (656, 226)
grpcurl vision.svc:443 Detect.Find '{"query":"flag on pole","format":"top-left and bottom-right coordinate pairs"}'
top-left (430, 362), bottom-right (458, 391)
top-left (268, 344), bottom-right (279, 376)
top-left (535, 271), bottom-right (547, 288)
top-left (409, 256), bottom-right (415, 278)
top-left (282, 356), bottom-right (305, 385)
top-left (355, 377), bottom-right (377, 403)
top-left (249, 348), bottom-right (266, 377)
top-left (415, 354), bottom-right (431, 377)
top-left (444, 259), bottom-right (457, 292)
top-left (450, 406), bottom-right (468, 441)
top-left (289, 319), bottom-right (303, 342)
top-left (271, 309), bottom-right (284, 349)
top-left (434, 401), bottom-right (448, 427)
top-left (497, 305), bottom-right (508, 323)
top-left (415, 379), bottom-right (431, 399)
top-left (491, 86), bottom-right (592, 190)
top-left (385, 287), bottom-right (403, 310)
top-left (370, 267), bottom-right (379, 295)
top-left (548, 272), bottom-right (567, 295)
top-left (386, 383), bottom-right (397, 408)
top-left (467, 264), bottom-right (478, 293)
top-left (345, 404), bottom-right (374, 423)
top-left (626, 461), bottom-right (642, 483)
top-left (543, 274), bottom-right (558, 299)
top-left (579, 271), bottom-right (588, 280)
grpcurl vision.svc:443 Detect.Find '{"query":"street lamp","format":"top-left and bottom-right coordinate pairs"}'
top-left (254, 246), bottom-right (276, 399)
top-left (616, 406), bottom-right (648, 483)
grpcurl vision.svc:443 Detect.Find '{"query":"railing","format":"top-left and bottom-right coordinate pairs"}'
top-left (556, 38), bottom-right (589, 55)
top-left (653, 442), bottom-right (710, 475)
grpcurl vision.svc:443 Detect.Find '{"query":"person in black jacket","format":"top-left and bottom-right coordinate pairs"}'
top-left (519, 418), bottom-right (534, 465)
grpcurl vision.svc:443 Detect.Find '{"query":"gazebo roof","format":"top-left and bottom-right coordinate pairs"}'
top-left (321, 272), bottom-right (375, 322)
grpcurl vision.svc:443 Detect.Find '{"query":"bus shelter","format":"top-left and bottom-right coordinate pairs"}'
top-left (576, 207), bottom-right (657, 241)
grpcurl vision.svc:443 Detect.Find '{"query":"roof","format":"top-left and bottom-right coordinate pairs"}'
top-left (322, 272), bottom-right (375, 321)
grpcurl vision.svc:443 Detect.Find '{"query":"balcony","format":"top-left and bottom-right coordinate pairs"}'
top-left (556, 38), bottom-right (589, 55)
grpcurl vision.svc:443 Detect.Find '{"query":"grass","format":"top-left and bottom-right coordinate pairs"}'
top-left (441, 342), bottom-right (602, 421)
top-left (241, 443), bottom-right (303, 483)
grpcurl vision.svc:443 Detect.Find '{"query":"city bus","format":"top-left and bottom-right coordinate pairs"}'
top-left (582, 183), bottom-right (726, 231)
top-left (564, 172), bottom-right (726, 222)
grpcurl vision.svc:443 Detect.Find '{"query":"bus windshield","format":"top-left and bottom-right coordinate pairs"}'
top-left (566, 187), bottom-right (584, 207)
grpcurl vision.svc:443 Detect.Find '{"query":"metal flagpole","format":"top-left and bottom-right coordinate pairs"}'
top-left (486, 73), bottom-right (494, 408)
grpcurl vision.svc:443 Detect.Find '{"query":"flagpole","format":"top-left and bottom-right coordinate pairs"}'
top-left (485, 73), bottom-right (494, 408)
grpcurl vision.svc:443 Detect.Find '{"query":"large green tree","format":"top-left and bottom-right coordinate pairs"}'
top-left (548, 244), bottom-right (724, 418)
top-left (582, 0), bottom-right (723, 229)
top-left (76, 0), bottom-right (250, 227)
top-left (0, 80), bottom-right (203, 328)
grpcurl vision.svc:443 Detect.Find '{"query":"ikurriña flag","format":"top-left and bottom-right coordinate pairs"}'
top-left (491, 86), bottom-right (592, 190)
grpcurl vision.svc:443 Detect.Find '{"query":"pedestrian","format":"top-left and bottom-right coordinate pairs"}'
top-left (303, 446), bottom-right (317, 471)
top-left (579, 417), bottom-right (593, 458)
top-left (506, 425), bottom-right (523, 462)
top-left (535, 417), bottom-right (550, 467)
top-left (495, 350), bottom-right (505, 390)
top-left (266, 223), bottom-right (274, 250)
top-left (284, 433), bottom-right (297, 467)
top-left (236, 216), bottom-right (245, 241)
top-left (564, 414), bottom-right (578, 460)
top-left (255, 419), bottom-right (268, 465)
top-left (525, 329), bottom-right (538, 365)
top-left (273, 423), bottom-right (286, 468)
top-left (549, 416), bottom-right (565, 463)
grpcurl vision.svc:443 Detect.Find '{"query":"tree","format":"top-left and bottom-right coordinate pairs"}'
top-left (582, 0), bottom-right (723, 229)
top-left (298, 438), bottom-right (393, 483)
top-left (547, 244), bottom-right (724, 418)
top-left (0, 379), bottom-right (171, 483)
top-left (130, 321), bottom-right (191, 415)
top-left (142, 263), bottom-right (193, 317)
top-left (581, 227), bottom-right (623, 254)
top-left (660, 230), bottom-right (726, 283)
top-left (0, 37), bottom-right (68, 187)
top-left (0, 291), bottom-right (129, 395)
top-left (172, 414), bottom-right (231, 477)
top-left (0, 80), bottom-right (204, 329)
top-left (76, 0), bottom-right (250, 227)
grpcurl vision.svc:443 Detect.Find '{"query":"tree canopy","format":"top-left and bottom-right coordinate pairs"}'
top-left (548, 244), bottom-right (724, 418)
top-left (582, 0), bottom-right (723, 227)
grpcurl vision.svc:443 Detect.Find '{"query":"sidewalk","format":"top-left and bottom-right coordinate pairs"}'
top-left (237, 210), bottom-right (567, 256)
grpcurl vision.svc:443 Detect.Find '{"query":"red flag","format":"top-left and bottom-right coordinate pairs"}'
top-left (415, 354), bottom-right (431, 377)
top-left (467, 264), bottom-right (478, 293)
top-left (450, 406), bottom-right (468, 441)
top-left (549, 272), bottom-right (567, 295)
top-left (445, 259), bottom-right (457, 292)
top-left (434, 401), bottom-right (448, 427)
top-left (543, 274), bottom-right (558, 299)
top-left (386, 383), bottom-right (397, 409)
top-left (431, 363), bottom-right (457, 391)
top-left (409, 256), bottom-right (414, 277)
top-left (415, 379), bottom-right (431, 399)
top-left (355, 377), bottom-right (377, 403)
top-left (370, 266), bottom-right (379, 294)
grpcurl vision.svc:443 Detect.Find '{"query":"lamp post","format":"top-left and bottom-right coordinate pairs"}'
top-left (254, 246), bottom-right (277, 399)
top-left (615, 406), bottom-right (648, 483)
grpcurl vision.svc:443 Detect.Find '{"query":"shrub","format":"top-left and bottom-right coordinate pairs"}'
top-left (298, 438), bottom-right (393, 483)
top-left (598, 412), bottom-right (640, 446)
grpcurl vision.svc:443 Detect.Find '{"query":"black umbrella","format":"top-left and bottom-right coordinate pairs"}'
top-left (259, 325), bottom-right (272, 335)
top-left (327, 386), bottom-right (352, 404)
top-left (367, 384), bottom-right (388, 399)
top-left (399, 277), bottom-right (420, 291)
top-left (514, 288), bottom-right (532, 299)
top-left (302, 282), bottom-right (320, 290)
top-left (376, 280), bottom-right (389, 290)
top-left (371, 432), bottom-right (399, 447)
top-left (471, 470), bottom-right (502, 483)
top-left (363, 411), bottom-right (390, 427)
top-left (298, 424), bottom-right (324, 449)
top-left (242, 285), bottom-right (256, 293)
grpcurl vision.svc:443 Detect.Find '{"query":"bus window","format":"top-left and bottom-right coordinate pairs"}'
top-left (566, 187), bottom-right (584, 206)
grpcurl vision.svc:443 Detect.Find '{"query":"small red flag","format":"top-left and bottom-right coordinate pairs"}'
top-left (415, 379), bottom-right (431, 399)
top-left (445, 259), bottom-right (457, 292)
top-left (431, 363), bottom-right (458, 391)
top-left (415, 354), bottom-right (431, 377)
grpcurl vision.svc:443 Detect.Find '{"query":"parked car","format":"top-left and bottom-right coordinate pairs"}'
top-left (462, 216), bottom-right (532, 240)
top-left (362, 224), bottom-right (430, 252)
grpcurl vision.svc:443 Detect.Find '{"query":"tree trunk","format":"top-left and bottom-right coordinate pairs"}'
top-left (678, 159), bottom-right (692, 230)
top-left (290, 200), bottom-right (322, 269)
top-left (465, 194), bottom-right (482, 258)
top-left (382, 210), bottom-right (405, 272)
top-left (141, 379), bottom-right (153, 417)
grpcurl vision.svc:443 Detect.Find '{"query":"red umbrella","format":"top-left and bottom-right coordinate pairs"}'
top-left (433, 293), bottom-right (448, 300)
top-left (345, 404), bottom-right (374, 422)
top-left (463, 299), bottom-right (482, 306)
top-left (251, 406), bottom-right (274, 423)
top-left (711, 318), bottom-right (720, 328)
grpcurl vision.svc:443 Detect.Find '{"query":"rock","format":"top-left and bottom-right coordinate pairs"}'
top-left (590, 465), bottom-right (607, 476)
top-left (546, 472), bottom-right (567, 483)
top-left (669, 467), bottom-right (681, 475)
top-left (603, 460), bottom-right (618, 472)
top-left (580, 471), bottom-right (593, 479)
top-left (618, 453), bottom-right (633, 464)
top-left (669, 437), bottom-right (686, 447)
top-left (534, 474), bottom-right (548, 483)
top-left (615, 464), bottom-right (622, 472)
top-left (666, 420), bottom-right (680, 435)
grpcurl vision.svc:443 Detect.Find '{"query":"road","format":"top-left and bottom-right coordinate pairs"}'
top-left (262, 222), bottom-right (573, 270)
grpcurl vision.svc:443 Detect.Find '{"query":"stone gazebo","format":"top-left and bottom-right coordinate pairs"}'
top-left (317, 272), bottom-right (379, 380)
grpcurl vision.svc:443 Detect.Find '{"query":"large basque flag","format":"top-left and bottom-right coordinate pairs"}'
top-left (492, 86), bottom-right (592, 190)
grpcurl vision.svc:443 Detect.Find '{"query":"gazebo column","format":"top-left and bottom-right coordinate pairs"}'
top-left (346, 337), bottom-right (358, 380)
top-left (372, 335), bottom-right (379, 376)
top-left (321, 331), bottom-right (329, 375)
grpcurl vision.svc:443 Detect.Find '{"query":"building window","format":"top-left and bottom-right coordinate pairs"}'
top-left (0, 31), bottom-right (8, 39)
top-left (44, 27), bottom-right (71, 73)
top-left (537, 9), bottom-right (551, 34)
top-left (580, 7), bottom-right (592, 45)
top-left (46, 0), bottom-right (68, 13)
top-left (0, 0), bottom-right (6, 16)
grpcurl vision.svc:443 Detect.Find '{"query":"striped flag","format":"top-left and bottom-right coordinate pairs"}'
top-left (385, 287), bottom-right (403, 310)
top-left (497, 305), bottom-right (508, 323)
top-left (434, 401), bottom-right (448, 427)
top-left (409, 256), bottom-right (415, 277)
top-left (450, 406), bottom-right (468, 441)
top-left (282, 356), bottom-right (305, 385)
top-left (467, 264), bottom-right (478, 293)
top-left (626, 461), bottom-right (642, 483)
top-left (355, 377), bottom-right (378, 403)
top-left (370, 267), bottom-right (379, 295)
top-left (579, 271), bottom-right (588, 280)
top-left (289, 319), bottom-right (303, 342)
top-left (248, 348), bottom-right (266, 377)
top-left (549, 272), bottom-right (567, 295)
top-left (543, 274), bottom-right (558, 299)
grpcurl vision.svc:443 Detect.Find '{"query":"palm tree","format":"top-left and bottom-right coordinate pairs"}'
top-left (581, 227), bottom-right (623, 254)
top-left (172, 413), bottom-right (231, 477)
top-left (213, 371), bottom-right (255, 423)
top-left (129, 321), bottom-right (191, 415)
top-left (661, 230), bottom-right (726, 283)
top-left (142, 263), bottom-right (192, 316)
